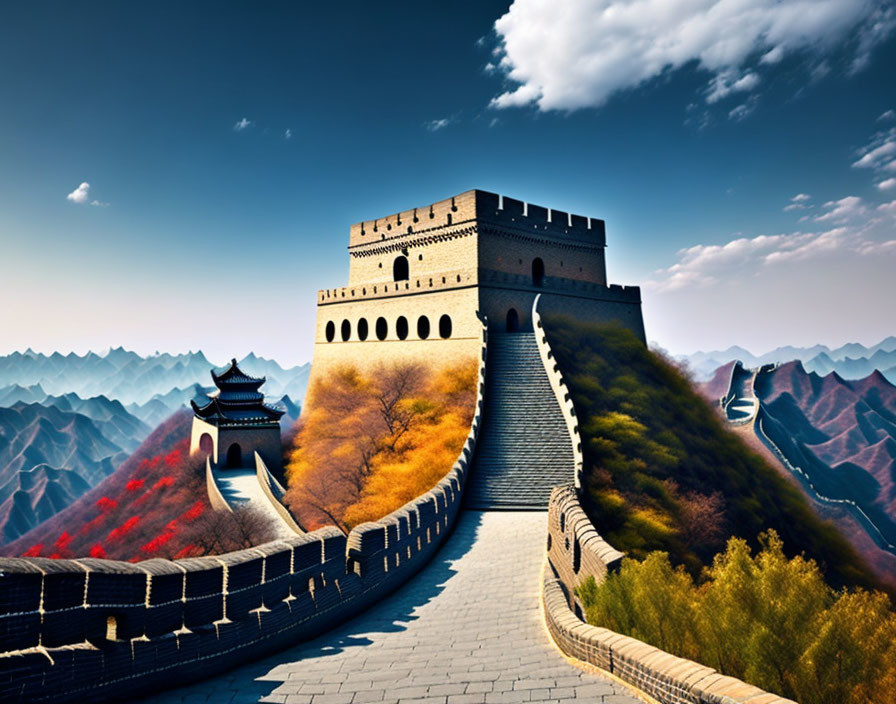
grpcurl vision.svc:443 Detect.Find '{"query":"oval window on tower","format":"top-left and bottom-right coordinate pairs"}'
top-left (357, 318), bottom-right (369, 341)
top-left (341, 319), bottom-right (351, 341)
top-left (396, 316), bottom-right (409, 340)
top-left (417, 315), bottom-right (430, 339)
top-left (325, 321), bottom-right (335, 342)
top-left (376, 317), bottom-right (388, 340)
top-left (439, 314), bottom-right (452, 339)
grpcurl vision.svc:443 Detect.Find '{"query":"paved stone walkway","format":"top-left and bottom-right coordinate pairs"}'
top-left (213, 467), bottom-right (296, 539)
top-left (144, 511), bottom-right (643, 704)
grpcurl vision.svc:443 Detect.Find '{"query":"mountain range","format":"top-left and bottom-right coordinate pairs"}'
top-left (0, 402), bottom-right (136, 542)
top-left (0, 348), bottom-right (307, 543)
top-left (754, 363), bottom-right (896, 543)
top-left (678, 336), bottom-right (896, 382)
top-left (0, 348), bottom-right (309, 406)
top-left (701, 358), bottom-right (896, 583)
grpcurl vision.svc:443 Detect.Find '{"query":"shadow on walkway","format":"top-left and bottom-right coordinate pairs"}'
top-left (143, 510), bottom-right (487, 702)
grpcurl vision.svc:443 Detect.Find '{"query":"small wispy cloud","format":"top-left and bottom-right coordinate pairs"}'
top-left (852, 127), bottom-right (896, 171)
top-left (783, 193), bottom-right (812, 211)
top-left (708, 71), bottom-right (760, 105)
top-left (879, 109), bottom-right (895, 122)
top-left (66, 182), bottom-right (90, 204)
top-left (424, 118), bottom-right (451, 132)
top-left (727, 102), bottom-right (755, 122)
top-left (877, 178), bottom-right (896, 191)
top-left (285, 128), bottom-right (292, 140)
top-left (815, 196), bottom-right (866, 223)
top-left (233, 117), bottom-right (253, 132)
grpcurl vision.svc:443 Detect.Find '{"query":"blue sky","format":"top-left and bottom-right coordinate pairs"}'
top-left (1, 1), bottom-right (894, 366)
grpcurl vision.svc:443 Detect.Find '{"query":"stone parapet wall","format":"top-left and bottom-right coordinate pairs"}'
top-left (547, 486), bottom-right (624, 615)
top-left (254, 454), bottom-right (304, 535)
top-left (0, 324), bottom-right (488, 704)
top-left (544, 487), bottom-right (795, 704)
top-left (532, 297), bottom-right (586, 489)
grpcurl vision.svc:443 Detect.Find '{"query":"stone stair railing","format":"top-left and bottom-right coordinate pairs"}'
top-left (532, 294), bottom-right (585, 489)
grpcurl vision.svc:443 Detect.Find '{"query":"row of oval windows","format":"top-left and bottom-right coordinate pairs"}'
top-left (325, 314), bottom-right (453, 342)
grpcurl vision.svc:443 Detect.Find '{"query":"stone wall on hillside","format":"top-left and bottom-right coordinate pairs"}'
top-left (544, 486), bottom-right (796, 704)
top-left (0, 323), bottom-right (488, 704)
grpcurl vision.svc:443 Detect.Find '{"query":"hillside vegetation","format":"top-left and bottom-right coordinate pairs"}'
top-left (286, 361), bottom-right (476, 532)
top-left (579, 531), bottom-right (896, 703)
top-left (542, 316), bottom-right (879, 591)
top-left (2, 411), bottom-right (276, 560)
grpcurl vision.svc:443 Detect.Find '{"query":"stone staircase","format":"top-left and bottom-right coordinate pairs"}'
top-left (465, 332), bottom-right (575, 510)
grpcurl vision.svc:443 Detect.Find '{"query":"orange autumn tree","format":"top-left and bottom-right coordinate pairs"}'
top-left (285, 360), bottom-right (477, 531)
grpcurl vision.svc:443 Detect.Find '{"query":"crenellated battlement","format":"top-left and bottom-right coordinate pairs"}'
top-left (348, 190), bottom-right (606, 251)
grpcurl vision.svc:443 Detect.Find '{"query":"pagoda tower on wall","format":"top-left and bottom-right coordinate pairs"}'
top-left (189, 358), bottom-right (284, 473)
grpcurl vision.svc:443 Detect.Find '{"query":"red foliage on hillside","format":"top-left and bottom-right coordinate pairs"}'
top-left (1, 410), bottom-right (216, 561)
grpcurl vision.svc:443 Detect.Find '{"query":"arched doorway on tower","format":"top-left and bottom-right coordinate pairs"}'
top-left (225, 443), bottom-right (242, 468)
top-left (393, 255), bottom-right (409, 281)
top-left (199, 433), bottom-right (214, 456)
top-left (506, 308), bottom-right (519, 333)
top-left (532, 257), bottom-right (545, 288)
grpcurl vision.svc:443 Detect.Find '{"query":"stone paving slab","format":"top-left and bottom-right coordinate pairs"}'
top-left (142, 512), bottom-right (644, 704)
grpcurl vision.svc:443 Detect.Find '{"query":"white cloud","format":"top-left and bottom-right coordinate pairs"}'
top-left (879, 109), bottom-right (896, 122)
top-left (728, 102), bottom-right (754, 122)
top-left (646, 198), bottom-right (894, 292)
top-left (424, 118), bottom-right (451, 132)
top-left (814, 196), bottom-right (866, 222)
top-left (284, 128), bottom-right (292, 140)
top-left (877, 178), bottom-right (896, 190)
top-left (784, 192), bottom-right (812, 211)
top-left (66, 182), bottom-right (90, 204)
top-left (852, 128), bottom-right (896, 169)
top-left (233, 117), bottom-right (252, 131)
top-left (708, 71), bottom-right (760, 104)
top-left (66, 182), bottom-right (109, 207)
top-left (489, 0), bottom-right (891, 113)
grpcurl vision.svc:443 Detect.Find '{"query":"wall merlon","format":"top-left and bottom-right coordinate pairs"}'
top-left (347, 189), bottom-right (607, 253)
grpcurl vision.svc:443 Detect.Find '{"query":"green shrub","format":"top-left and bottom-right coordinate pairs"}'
top-left (577, 533), bottom-right (896, 703)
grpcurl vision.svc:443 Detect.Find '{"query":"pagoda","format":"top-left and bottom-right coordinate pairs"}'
top-left (189, 358), bottom-right (284, 472)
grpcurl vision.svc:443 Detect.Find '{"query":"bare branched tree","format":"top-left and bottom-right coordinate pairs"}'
top-left (171, 506), bottom-right (277, 555)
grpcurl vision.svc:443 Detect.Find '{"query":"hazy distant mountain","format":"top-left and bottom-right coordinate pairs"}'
top-left (678, 336), bottom-right (896, 381)
top-left (0, 347), bottom-right (309, 406)
top-left (2, 411), bottom-right (194, 560)
top-left (0, 403), bottom-right (135, 541)
top-left (0, 464), bottom-right (90, 543)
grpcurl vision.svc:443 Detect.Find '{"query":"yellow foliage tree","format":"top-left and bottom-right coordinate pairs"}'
top-left (285, 360), bottom-right (476, 531)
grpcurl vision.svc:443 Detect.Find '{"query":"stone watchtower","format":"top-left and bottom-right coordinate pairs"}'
top-left (307, 189), bottom-right (645, 392)
top-left (189, 359), bottom-right (284, 472)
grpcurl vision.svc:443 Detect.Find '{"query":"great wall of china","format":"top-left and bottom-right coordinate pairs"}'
top-left (0, 192), bottom-right (795, 703)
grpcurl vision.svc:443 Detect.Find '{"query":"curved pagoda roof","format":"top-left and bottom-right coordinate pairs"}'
top-left (211, 358), bottom-right (266, 389)
top-left (191, 358), bottom-right (284, 427)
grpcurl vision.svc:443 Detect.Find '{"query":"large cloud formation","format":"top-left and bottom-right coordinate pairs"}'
top-left (489, 0), bottom-right (893, 112)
